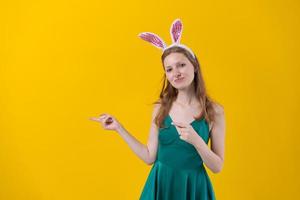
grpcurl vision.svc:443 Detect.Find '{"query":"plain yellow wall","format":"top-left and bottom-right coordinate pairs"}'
top-left (1, 0), bottom-right (299, 199)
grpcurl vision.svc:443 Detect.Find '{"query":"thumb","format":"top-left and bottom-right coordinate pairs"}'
top-left (171, 121), bottom-right (187, 128)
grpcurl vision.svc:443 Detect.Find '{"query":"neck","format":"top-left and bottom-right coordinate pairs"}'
top-left (175, 83), bottom-right (197, 106)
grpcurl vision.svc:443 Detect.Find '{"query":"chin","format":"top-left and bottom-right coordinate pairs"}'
top-left (174, 82), bottom-right (193, 90)
top-left (175, 85), bottom-right (189, 90)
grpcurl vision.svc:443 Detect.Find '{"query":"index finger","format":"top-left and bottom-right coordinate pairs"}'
top-left (89, 117), bottom-right (102, 122)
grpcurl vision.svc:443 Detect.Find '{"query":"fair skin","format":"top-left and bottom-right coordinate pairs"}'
top-left (90, 52), bottom-right (225, 173)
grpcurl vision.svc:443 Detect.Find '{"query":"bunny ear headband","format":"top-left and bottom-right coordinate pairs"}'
top-left (138, 18), bottom-right (196, 59)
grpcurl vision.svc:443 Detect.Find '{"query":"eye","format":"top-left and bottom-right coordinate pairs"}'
top-left (166, 68), bottom-right (172, 72)
top-left (180, 63), bottom-right (186, 67)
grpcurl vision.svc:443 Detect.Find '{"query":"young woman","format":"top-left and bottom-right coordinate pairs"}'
top-left (90, 19), bottom-right (225, 200)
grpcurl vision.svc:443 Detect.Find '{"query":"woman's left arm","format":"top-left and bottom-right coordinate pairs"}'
top-left (193, 104), bottom-right (226, 173)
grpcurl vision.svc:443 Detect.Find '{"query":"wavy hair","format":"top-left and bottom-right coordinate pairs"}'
top-left (153, 46), bottom-right (220, 129)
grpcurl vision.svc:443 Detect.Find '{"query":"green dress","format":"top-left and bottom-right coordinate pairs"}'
top-left (139, 114), bottom-right (216, 200)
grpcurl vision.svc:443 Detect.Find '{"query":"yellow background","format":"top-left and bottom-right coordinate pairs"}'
top-left (1, 0), bottom-right (299, 199)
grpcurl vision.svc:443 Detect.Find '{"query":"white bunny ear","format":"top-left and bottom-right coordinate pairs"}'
top-left (170, 18), bottom-right (183, 44)
top-left (138, 32), bottom-right (167, 50)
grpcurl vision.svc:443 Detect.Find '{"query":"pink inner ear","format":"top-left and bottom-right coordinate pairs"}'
top-left (139, 32), bottom-right (166, 49)
top-left (171, 19), bottom-right (183, 43)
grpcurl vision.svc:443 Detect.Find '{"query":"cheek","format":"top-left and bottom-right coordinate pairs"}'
top-left (187, 67), bottom-right (195, 76)
top-left (165, 73), bottom-right (172, 81)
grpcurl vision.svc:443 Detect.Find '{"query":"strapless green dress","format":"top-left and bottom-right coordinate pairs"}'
top-left (139, 114), bottom-right (216, 200)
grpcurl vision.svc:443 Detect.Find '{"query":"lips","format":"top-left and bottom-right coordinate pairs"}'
top-left (175, 77), bottom-right (184, 82)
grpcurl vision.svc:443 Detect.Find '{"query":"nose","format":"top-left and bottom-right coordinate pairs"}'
top-left (174, 70), bottom-right (182, 78)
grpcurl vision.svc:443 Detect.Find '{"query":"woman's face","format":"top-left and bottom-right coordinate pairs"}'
top-left (163, 52), bottom-right (196, 90)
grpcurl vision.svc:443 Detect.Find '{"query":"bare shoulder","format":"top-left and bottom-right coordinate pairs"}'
top-left (209, 102), bottom-right (224, 131)
top-left (151, 102), bottom-right (161, 120)
top-left (212, 102), bottom-right (224, 115)
top-left (210, 102), bottom-right (225, 137)
top-left (153, 102), bottom-right (161, 111)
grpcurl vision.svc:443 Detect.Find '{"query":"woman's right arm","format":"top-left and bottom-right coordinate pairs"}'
top-left (115, 104), bottom-right (160, 165)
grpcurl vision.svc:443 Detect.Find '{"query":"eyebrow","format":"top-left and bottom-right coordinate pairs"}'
top-left (165, 61), bottom-right (184, 69)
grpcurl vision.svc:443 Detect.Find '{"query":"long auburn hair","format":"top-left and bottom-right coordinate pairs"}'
top-left (153, 46), bottom-right (220, 129)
